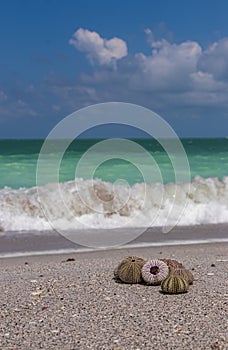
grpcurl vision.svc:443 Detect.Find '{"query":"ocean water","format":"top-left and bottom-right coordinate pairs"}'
top-left (0, 138), bottom-right (227, 232)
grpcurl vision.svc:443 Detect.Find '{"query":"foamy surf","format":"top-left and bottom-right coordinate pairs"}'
top-left (0, 176), bottom-right (228, 232)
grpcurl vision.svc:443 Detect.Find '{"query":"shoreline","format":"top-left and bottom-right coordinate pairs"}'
top-left (0, 242), bottom-right (227, 349)
top-left (0, 223), bottom-right (228, 258)
top-left (0, 240), bottom-right (227, 264)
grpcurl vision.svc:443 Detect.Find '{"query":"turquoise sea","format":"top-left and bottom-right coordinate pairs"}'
top-left (0, 138), bottom-right (227, 232)
top-left (0, 138), bottom-right (227, 189)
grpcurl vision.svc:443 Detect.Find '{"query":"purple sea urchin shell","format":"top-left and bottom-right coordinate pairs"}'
top-left (141, 259), bottom-right (169, 285)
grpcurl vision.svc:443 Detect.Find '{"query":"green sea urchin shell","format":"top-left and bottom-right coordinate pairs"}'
top-left (160, 258), bottom-right (184, 271)
top-left (170, 268), bottom-right (194, 285)
top-left (141, 259), bottom-right (169, 285)
top-left (113, 267), bottom-right (119, 279)
top-left (161, 275), bottom-right (189, 294)
top-left (116, 256), bottom-right (146, 284)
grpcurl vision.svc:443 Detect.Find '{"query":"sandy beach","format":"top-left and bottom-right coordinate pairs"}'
top-left (0, 241), bottom-right (227, 349)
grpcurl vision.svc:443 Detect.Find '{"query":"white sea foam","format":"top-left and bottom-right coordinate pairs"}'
top-left (0, 176), bottom-right (228, 232)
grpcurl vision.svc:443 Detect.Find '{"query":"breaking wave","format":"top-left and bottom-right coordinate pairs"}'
top-left (0, 176), bottom-right (228, 232)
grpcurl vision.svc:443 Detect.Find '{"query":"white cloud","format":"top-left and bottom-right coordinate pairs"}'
top-left (64, 33), bottom-right (228, 123)
top-left (198, 38), bottom-right (228, 80)
top-left (69, 28), bottom-right (128, 66)
top-left (3, 30), bottom-right (228, 132)
top-left (144, 28), bottom-right (155, 45)
top-left (50, 32), bottom-right (228, 118)
top-left (132, 37), bottom-right (202, 91)
top-left (190, 71), bottom-right (226, 92)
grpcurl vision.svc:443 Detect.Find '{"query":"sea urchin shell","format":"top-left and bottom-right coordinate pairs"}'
top-left (161, 275), bottom-right (189, 294)
top-left (141, 259), bottom-right (169, 285)
top-left (170, 268), bottom-right (194, 285)
top-left (160, 258), bottom-right (184, 271)
top-left (116, 256), bottom-right (146, 284)
top-left (113, 267), bottom-right (119, 279)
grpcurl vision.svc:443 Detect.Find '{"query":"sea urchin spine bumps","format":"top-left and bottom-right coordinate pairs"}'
top-left (170, 268), bottom-right (194, 285)
top-left (116, 256), bottom-right (146, 284)
top-left (141, 259), bottom-right (169, 285)
top-left (161, 275), bottom-right (189, 294)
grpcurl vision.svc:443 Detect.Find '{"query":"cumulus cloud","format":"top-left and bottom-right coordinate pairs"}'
top-left (50, 30), bottom-right (228, 119)
top-left (132, 37), bottom-right (202, 91)
top-left (69, 28), bottom-right (128, 66)
top-left (69, 28), bottom-right (228, 96)
top-left (63, 30), bottom-right (228, 130)
top-left (2, 29), bottom-right (228, 136)
top-left (198, 38), bottom-right (228, 80)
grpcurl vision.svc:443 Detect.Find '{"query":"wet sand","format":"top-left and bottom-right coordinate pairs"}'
top-left (0, 223), bottom-right (228, 257)
top-left (0, 242), bottom-right (227, 349)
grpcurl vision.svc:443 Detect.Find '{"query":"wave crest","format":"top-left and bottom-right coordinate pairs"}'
top-left (0, 176), bottom-right (228, 232)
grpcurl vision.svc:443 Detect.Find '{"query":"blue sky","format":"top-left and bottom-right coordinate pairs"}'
top-left (0, 0), bottom-right (228, 138)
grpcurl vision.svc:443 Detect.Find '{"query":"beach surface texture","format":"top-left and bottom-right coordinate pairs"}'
top-left (0, 242), bottom-right (227, 350)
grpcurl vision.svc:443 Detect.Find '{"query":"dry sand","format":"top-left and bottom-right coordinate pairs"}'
top-left (0, 243), bottom-right (227, 350)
